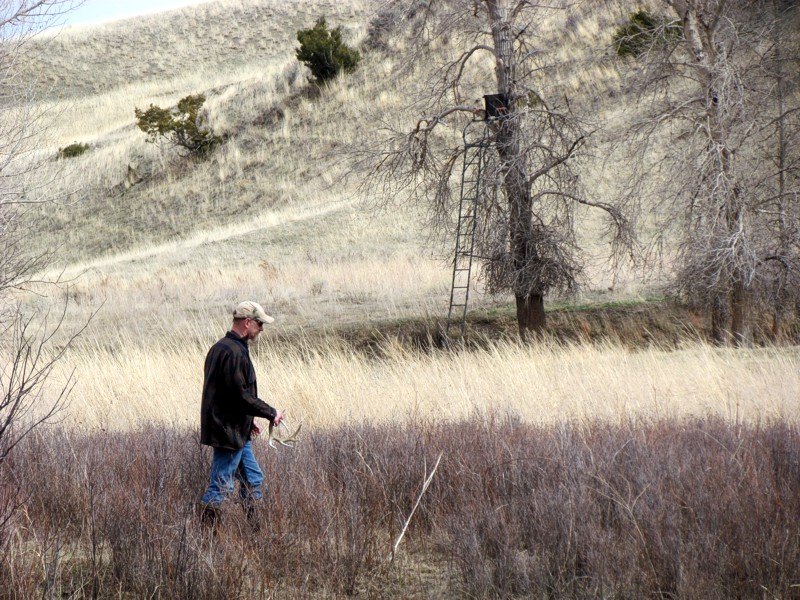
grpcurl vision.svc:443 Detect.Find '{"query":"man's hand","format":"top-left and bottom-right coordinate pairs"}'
top-left (273, 409), bottom-right (285, 427)
top-left (251, 422), bottom-right (261, 437)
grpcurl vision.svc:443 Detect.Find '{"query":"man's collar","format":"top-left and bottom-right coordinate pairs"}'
top-left (225, 330), bottom-right (249, 346)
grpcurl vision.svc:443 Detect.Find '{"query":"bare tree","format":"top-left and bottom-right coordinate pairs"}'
top-left (759, 0), bottom-right (800, 339)
top-left (611, 0), bottom-right (800, 345)
top-left (0, 0), bottom-right (82, 551)
top-left (358, 0), bottom-right (634, 341)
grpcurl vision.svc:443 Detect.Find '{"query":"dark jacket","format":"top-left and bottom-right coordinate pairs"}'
top-left (200, 331), bottom-right (277, 450)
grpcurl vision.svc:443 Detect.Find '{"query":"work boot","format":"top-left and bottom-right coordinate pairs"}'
top-left (244, 502), bottom-right (261, 533)
top-left (200, 504), bottom-right (220, 533)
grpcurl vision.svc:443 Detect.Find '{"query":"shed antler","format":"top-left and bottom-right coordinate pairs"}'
top-left (268, 420), bottom-right (302, 449)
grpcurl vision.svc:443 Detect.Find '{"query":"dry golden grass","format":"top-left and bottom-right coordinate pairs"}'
top-left (28, 0), bottom-right (369, 99)
top-left (53, 340), bottom-right (800, 431)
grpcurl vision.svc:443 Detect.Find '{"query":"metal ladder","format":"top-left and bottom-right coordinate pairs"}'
top-left (445, 123), bottom-right (490, 341)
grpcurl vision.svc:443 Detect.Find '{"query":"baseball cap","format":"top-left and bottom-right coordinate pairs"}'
top-left (232, 301), bottom-right (275, 325)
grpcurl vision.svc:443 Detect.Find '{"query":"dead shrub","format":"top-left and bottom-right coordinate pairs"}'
top-left (1, 418), bottom-right (798, 598)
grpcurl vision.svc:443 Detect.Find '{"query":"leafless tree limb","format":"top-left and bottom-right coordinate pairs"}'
top-left (354, 0), bottom-right (635, 339)
top-left (0, 0), bottom-right (84, 553)
top-left (608, 0), bottom-right (800, 344)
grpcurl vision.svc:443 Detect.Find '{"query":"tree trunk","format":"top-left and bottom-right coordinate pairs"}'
top-left (772, 0), bottom-right (788, 342)
top-left (515, 293), bottom-right (545, 341)
top-left (503, 123), bottom-right (542, 338)
top-left (730, 279), bottom-right (752, 347)
top-left (486, 0), bottom-right (545, 339)
top-left (676, 3), bottom-right (751, 347)
top-left (771, 308), bottom-right (783, 343)
top-left (711, 294), bottom-right (728, 345)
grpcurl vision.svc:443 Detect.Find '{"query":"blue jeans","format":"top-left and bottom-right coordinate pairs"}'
top-left (201, 441), bottom-right (264, 507)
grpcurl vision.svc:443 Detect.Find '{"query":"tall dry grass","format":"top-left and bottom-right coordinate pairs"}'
top-left (52, 340), bottom-right (800, 431)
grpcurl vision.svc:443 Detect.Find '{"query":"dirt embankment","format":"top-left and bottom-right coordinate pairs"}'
top-left (270, 298), bottom-right (800, 356)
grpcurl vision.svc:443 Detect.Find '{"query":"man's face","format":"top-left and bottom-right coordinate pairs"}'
top-left (244, 317), bottom-right (264, 341)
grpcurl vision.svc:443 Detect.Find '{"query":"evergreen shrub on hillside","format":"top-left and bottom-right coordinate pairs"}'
top-left (57, 142), bottom-right (89, 159)
top-left (296, 18), bottom-right (361, 85)
top-left (613, 10), bottom-right (682, 58)
top-left (134, 94), bottom-right (222, 158)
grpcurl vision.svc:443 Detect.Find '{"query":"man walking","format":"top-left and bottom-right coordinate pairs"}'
top-left (200, 301), bottom-right (284, 528)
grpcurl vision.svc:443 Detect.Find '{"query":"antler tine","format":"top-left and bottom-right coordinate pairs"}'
top-left (268, 419), bottom-right (302, 449)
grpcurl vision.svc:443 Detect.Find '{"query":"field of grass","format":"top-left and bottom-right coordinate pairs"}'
top-left (2, 0), bottom-right (800, 596)
top-left (45, 339), bottom-right (798, 431)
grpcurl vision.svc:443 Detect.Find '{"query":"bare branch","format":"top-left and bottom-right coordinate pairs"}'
top-left (527, 135), bottom-right (585, 184)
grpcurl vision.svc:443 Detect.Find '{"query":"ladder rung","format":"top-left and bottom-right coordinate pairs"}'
top-left (449, 133), bottom-right (486, 337)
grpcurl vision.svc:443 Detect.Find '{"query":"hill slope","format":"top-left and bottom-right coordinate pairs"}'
top-left (17, 0), bottom-right (653, 346)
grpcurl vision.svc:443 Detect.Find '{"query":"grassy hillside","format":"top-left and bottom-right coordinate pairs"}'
top-left (17, 0), bottom-right (462, 343)
top-left (24, 0), bottom-right (372, 259)
top-left (27, 0), bottom-right (368, 99)
top-left (15, 0), bottom-right (659, 350)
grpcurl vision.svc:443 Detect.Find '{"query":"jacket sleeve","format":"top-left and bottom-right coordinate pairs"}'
top-left (223, 349), bottom-right (278, 422)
